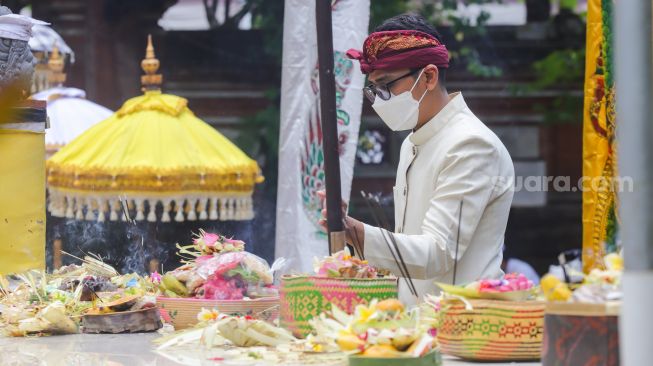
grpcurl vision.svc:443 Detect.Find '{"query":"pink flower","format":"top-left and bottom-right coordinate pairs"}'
top-left (479, 273), bottom-right (534, 292)
top-left (150, 271), bottom-right (162, 284)
top-left (317, 262), bottom-right (339, 276)
top-left (194, 232), bottom-right (220, 247)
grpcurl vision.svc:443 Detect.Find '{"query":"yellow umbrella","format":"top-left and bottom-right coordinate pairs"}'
top-left (46, 35), bottom-right (263, 223)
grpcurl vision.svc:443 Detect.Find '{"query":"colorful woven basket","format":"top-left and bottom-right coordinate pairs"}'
top-left (156, 296), bottom-right (279, 330)
top-left (280, 275), bottom-right (398, 338)
top-left (438, 299), bottom-right (545, 361)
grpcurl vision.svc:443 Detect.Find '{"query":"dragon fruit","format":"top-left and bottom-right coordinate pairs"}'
top-left (199, 276), bottom-right (246, 300)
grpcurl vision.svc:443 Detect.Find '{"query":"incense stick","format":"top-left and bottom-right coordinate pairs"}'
top-left (380, 229), bottom-right (418, 297)
top-left (371, 195), bottom-right (418, 297)
top-left (360, 191), bottom-right (417, 297)
top-left (452, 200), bottom-right (463, 285)
top-left (363, 192), bottom-right (414, 295)
top-left (359, 191), bottom-right (409, 281)
top-left (367, 193), bottom-right (416, 292)
top-left (370, 194), bottom-right (391, 230)
top-left (119, 196), bottom-right (136, 225)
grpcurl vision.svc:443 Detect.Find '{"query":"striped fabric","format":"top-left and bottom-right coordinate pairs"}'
top-left (438, 299), bottom-right (545, 361)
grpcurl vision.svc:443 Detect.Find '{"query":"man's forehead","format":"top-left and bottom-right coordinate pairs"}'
top-left (368, 68), bottom-right (410, 84)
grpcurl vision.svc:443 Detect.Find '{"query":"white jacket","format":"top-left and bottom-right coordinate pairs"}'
top-left (363, 92), bottom-right (515, 305)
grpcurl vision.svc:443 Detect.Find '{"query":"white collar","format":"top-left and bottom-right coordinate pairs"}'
top-left (409, 92), bottom-right (468, 146)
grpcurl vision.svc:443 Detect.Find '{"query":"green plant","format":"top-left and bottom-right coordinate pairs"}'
top-left (369, 0), bottom-right (411, 31)
top-left (522, 49), bottom-right (585, 124)
top-left (531, 48), bottom-right (585, 89)
top-left (418, 0), bottom-right (504, 77)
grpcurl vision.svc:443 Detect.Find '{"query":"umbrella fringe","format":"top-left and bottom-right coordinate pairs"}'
top-left (47, 189), bottom-right (255, 222)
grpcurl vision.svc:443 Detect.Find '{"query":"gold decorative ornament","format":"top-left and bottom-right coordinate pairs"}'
top-left (141, 34), bottom-right (162, 91)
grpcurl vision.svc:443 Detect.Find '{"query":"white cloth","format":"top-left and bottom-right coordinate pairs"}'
top-left (274, 0), bottom-right (369, 273)
top-left (364, 92), bottom-right (515, 305)
top-left (0, 13), bottom-right (47, 41)
top-left (32, 87), bottom-right (112, 147)
top-left (29, 25), bottom-right (75, 60)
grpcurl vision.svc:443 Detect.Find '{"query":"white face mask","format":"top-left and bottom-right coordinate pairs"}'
top-left (372, 69), bottom-right (428, 131)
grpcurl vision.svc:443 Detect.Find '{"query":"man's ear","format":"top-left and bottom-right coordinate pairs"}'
top-left (424, 64), bottom-right (439, 91)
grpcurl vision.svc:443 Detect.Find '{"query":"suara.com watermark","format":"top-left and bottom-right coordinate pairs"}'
top-left (511, 176), bottom-right (634, 193)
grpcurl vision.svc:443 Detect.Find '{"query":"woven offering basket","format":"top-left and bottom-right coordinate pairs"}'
top-left (280, 275), bottom-right (398, 338)
top-left (438, 298), bottom-right (545, 361)
top-left (156, 296), bottom-right (279, 330)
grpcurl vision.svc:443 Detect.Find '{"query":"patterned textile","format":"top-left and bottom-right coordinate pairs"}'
top-left (279, 275), bottom-right (398, 338)
top-left (275, 0), bottom-right (368, 273)
top-left (346, 30), bottom-right (449, 74)
top-left (582, 0), bottom-right (618, 272)
top-left (438, 299), bottom-right (545, 361)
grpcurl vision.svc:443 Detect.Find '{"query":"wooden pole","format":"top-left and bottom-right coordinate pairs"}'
top-left (315, 0), bottom-right (345, 254)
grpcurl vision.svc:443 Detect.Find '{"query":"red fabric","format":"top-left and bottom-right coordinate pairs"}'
top-left (346, 30), bottom-right (449, 74)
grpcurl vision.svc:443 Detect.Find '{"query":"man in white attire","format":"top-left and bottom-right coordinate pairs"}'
top-left (320, 14), bottom-right (514, 305)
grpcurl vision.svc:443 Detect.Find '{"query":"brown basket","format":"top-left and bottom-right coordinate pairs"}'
top-left (156, 296), bottom-right (279, 329)
top-left (438, 299), bottom-right (545, 361)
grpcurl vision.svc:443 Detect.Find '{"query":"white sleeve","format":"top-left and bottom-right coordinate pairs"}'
top-left (363, 137), bottom-right (502, 279)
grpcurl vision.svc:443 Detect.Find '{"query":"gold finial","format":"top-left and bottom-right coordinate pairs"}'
top-left (141, 34), bottom-right (162, 91)
top-left (48, 43), bottom-right (66, 86)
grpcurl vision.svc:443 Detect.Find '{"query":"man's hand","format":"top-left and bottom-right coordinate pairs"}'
top-left (317, 190), bottom-right (365, 254)
top-left (317, 190), bottom-right (347, 231)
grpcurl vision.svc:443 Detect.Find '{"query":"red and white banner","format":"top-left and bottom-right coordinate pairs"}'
top-left (275, 0), bottom-right (370, 272)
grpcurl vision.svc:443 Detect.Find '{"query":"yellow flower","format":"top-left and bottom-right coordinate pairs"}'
top-left (540, 274), bottom-right (572, 301)
top-left (197, 308), bottom-right (220, 322)
top-left (604, 253), bottom-right (624, 272)
top-left (354, 304), bottom-right (376, 323)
